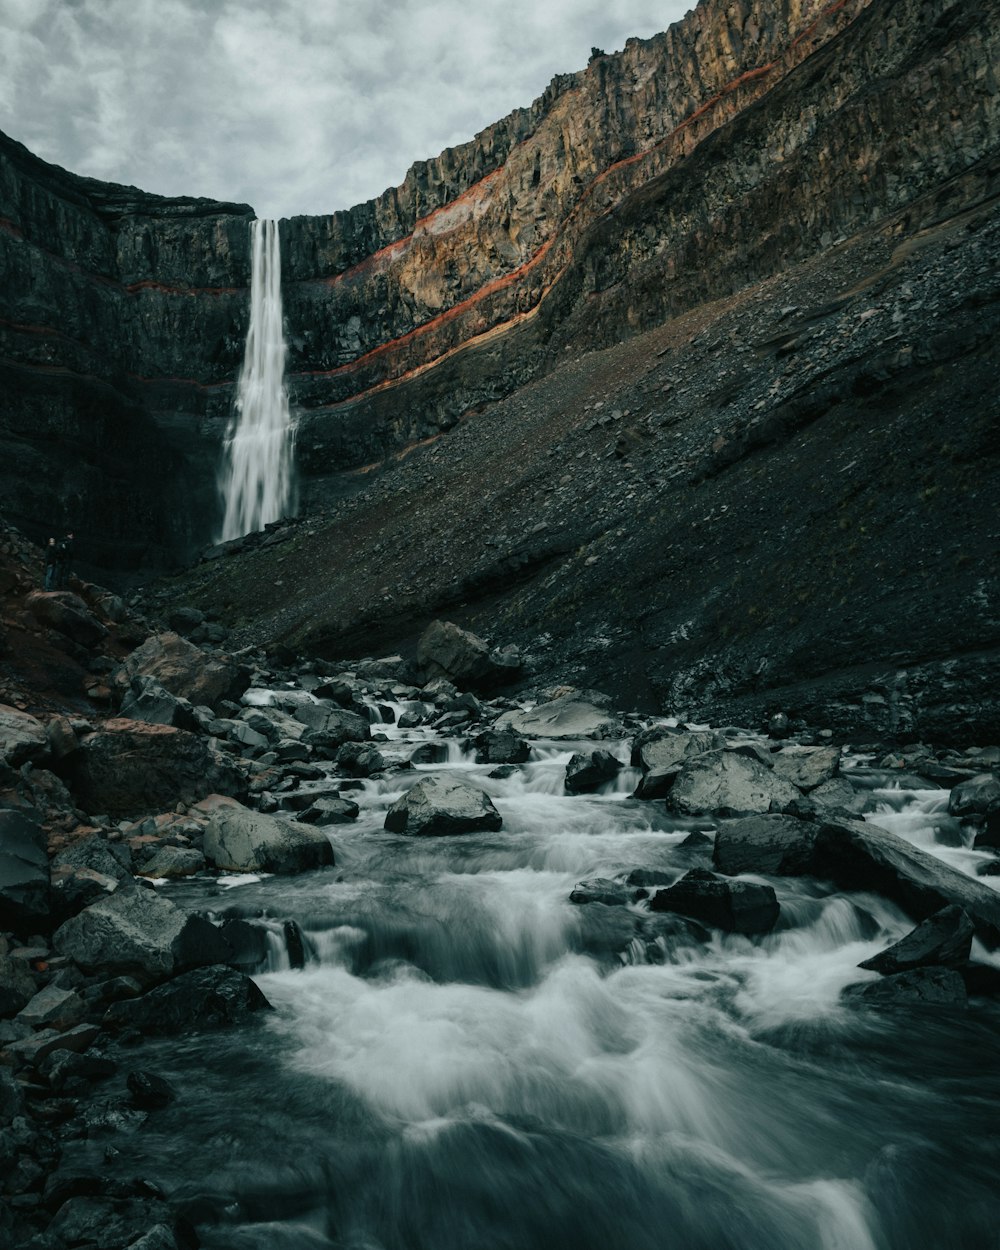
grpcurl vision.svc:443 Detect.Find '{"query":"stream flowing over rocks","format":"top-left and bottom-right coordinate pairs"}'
top-left (3, 607), bottom-right (1000, 1249)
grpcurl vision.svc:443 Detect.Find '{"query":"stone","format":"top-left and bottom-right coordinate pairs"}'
top-left (410, 742), bottom-right (448, 765)
top-left (0, 808), bottom-right (50, 929)
top-left (0, 705), bottom-right (47, 766)
top-left (650, 868), bottom-right (780, 934)
top-left (47, 1195), bottom-right (181, 1250)
top-left (0, 1066), bottom-right (25, 1123)
top-left (119, 677), bottom-right (199, 730)
top-left (569, 878), bottom-right (631, 906)
top-left (973, 809), bottom-right (1000, 850)
top-left (948, 773), bottom-right (1000, 818)
top-left (167, 606), bottom-right (205, 636)
top-left (770, 746), bottom-right (841, 791)
top-left (52, 881), bottom-right (186, 976)
top-left (417, 619), bottom-right (520, 690)
top-left (6, 1022), bottom-right (102, 1064)
top-left (564, 750), bottom-right (621, 794)
top-left (111, 632), bottom-right (249, 711)
top-left (299, 796), bottom-right (360, 826)
top-left (713, 813), bottom-right (819, 876)
top-left (104, 965), bottom-right (272, 1034)
top-left (808, 776), bottom-right (868, 814)
top-left (15, 984), bottom-right (85, 1032)
top-left (384, 773), bottom-right (503, 836)
top-left (127, 1070), bottom-right (176, 1109)
top-left (667, 749), bottom-right (802, 816)
top-left (474, 730), bottom-right (531, 765)
top-left (134, 844), bottom-right (205, 879)
top-left (0, 949), bottom-right (38, 1017)
top-left (201, 795), bottom-right (334, 873)
top-left (336, 741), bottom-right (386, 776)
top-left (296, 704), bottom-right (371, 749)
top-left (494, 691), bottom-right (618, 740)
top-left (25, 590), bottom-right (108, 647)
top-left (66, 719), bottom-right (246, 818)
top-left (631, 727), bottom-right (716, 773)
top-left (53, 834), bottom-right (132, 881)
top-left (858, 905), bottom-right (974, 973)
top-left (218, 919), bottom-right (269, 971)
top-left (843, 967), bottom-right (968, 1009)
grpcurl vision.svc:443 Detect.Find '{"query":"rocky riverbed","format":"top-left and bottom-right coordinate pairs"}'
top-left (2, 531), bottom-right (1000, 1248)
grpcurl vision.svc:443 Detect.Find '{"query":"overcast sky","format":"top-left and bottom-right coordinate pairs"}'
top-left (0, 0), bottom-right (692, 220)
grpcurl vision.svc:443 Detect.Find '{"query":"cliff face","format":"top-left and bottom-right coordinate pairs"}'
top-left (2, 0), bottom-right (999, 732)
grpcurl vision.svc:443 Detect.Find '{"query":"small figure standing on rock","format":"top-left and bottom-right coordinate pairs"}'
top-left (55, 531), bottom-right (74, 589)
top-left (43, 537), bottom-right (58, 590)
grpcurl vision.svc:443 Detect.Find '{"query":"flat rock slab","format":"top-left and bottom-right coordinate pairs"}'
top-left (385, 773), bottom-right (503, 836)
top-left (494, 693), bottom-right (618, 741)
top-left (667, 749), bottom-right (801, 816)
top-left (202, 796), bottom-right (334, 873)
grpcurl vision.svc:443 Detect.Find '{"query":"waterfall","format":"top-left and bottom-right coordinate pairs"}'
top-left (218, 217), bottom-right (295, 541)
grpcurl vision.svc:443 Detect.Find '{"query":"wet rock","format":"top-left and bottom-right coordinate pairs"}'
top-left (569, 878), bottom-right (631, 906)
top-left (474, 730), bottom-right (531, 765)
top-left (713, 813), bottom-right (818, 876)
top-left (650, 867), bottom-right (780, 934)
top-left (218, 919), bottom-right (269, 971)
top-left (47, 1194), bottom-right (183, 1250)
top-left (770, 746), bottom-right (841, 791)
top-left (948, 773), bottom-right (1000, 818)
top-left (565, 750), bottom-right (621, 794)
top-left (808, 775), bottom-right (868, 814)
top-left (0, 705), bottom-right (48, 766)
top-left (417, 619), bottom-right (520, 691)
top-left (299, 796), bottom-right (360, 826)
top-left (53, 833), bottom-right (132, 882)
top-left (296, 704), bottom-right (371, 750)
top-left (631, 727), bottom-right (716, 773)
top-left (0, 1067), bottom-right (25, 1123)
top-left (973, 809), bottom-right (1000, 850)
top-left (111, 632), bottom-right (249, 712)
top-left (667, 749), bottom-right (802, 816)
top-left (335, 741), bottom-right (387, 776)
top-left (0, 808), bottom-right (50, 930)
top-left (494, 690), bottom-right (618, 740)
top-left (6, 1021), bottom-right (102, 1064)
top-left (15, 984), bottom-right (85, 1032)
top-left (843, 967), bottom-right (968, 1010)
top-left (201, 795), bottom-right (334, 873)
top-left (38, 1049), bottom-right (117, 1091)
top-left (384, 773), bottom-right (503, 836)
top-left (859, 905), bottom-right (974, 974)
top-left (127, 1070), bottom-right (176, 1109)
top-left (66, 719), bottom-right (246, 818)
top-left (104, 965), bottom-right (272, 1034)
top-left (52, 880), bottom-right (185, 976)
top-left (0, 948), bottom-right (37, 1017)
top-left (626, 866), bottom-right (676, 888)
top-left (410, 742), bottom-right (449, 765)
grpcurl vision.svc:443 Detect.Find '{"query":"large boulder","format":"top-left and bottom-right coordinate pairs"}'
top-left (650, 868), bottom-right (780, 935)
top-left (713, 813), bottom-right (1000, 944)
top-left (417, 620), bottom-right (520, 691)
top-left (631, 727), bottom-right (716, 772)
top-left (294, 702), bottom-right (371, 749)
top-left (770, 746), bottom-right (841, 792)
top-left (384, 774), bottom-right (503, 836)
top-left (0, 807), bottom-right (50, 930)
top-left (25, 590), bottom-right (108, 648)
top-left (667, 749), bottom-right (802, 816)
top-left (948, 773), bottom-right (1000, 818)
top-left (111, 632), bottom-right (249, 712)
top-left (104, 965), bottom-right (271, 1034)
top-left (858, 905), bottom-right (974, 974)
top-left (65, 719), bottom-right (246, 818)
top-left (474, 730), bottom-right (530, 765)
top-left (119, 677), bottom-right (199, 730)
top-left (0, 704), bottom-right (48, 766)
top-left (494, 691), bottom-right (619, 741)
top-left (843, 967), bottom-right (968, 1010)
top-left (565, 750), bottom-right (621, 794)
top-left (52, 881), bottom-right (186, 977)
top-left (201, 795), bottom-right (334, 873)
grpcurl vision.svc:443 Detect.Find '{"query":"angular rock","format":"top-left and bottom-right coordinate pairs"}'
top-left (474, 730), bottom-right (531, 765)
top-left (808, 776), bottom-right (868, 814)
top-left (118, 677), bottom-right (198, 730)
top-left (111, 632), bottom-right (249, 712)
top-left (66, 719), bottom-right (246, 818)
top-left (296, 703), bottom-right (371, 749)
top-left (410, 742), bottom-right (448, 765)
top-left (713, 814), bottom-right (819, 876)
top-left (667, 749), bottom-right (802, 816)
top-left (134, 844), bottom-right (205, 879)
top-left (494, 691), bottom-right (618, 740)
top-left (948, 773), bottom-right (1000, 818)
top-left (47, 1195), bottom-right (182, 1250)
top-left (127, 1070), bottom-right (176, 1109)
top-left (0, 949), bottom-right (38, 1017)
top-left (843, 967), bottom-right (968, 1010)
top-left (52, 881), bottom-right (186, 976)
top-left (336, 741), bottom-right (386, 776)
top-left (417, 619), bottom-right (520, 691)
top-left (26, 589), bottom-right (108, 647)
top-left (300, 796), bottom-right (360, 826)
top-left (104, 965), bottom-right (272, 1034)
top-left (564, 750), bottom-right (621, 794)
top-left (384, 773), bottom-right (503, 836)
top-left (218, 919), bottom-right (270, 971)
top-left (770, 746), bottom-right (841, 792)
top-left (0, 808), bottom-right (50, 929)
top-left (569, 878), bottom-right (631, 906)
top-left (650, 867), bottom-right (780, 934)
top-left (858, 905), bottom-right (974, 974)
top-left (201, 796), bottom-right (334, 873)
top-left (0, 705), bottom-right (47, 766)
top-left (631, 727), bottom-right (716, 773)
top-left (15, 983), bottom-right (85, 1032)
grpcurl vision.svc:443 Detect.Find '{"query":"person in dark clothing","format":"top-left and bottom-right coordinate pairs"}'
top-left (55, 531), bottom-right (74, 589)
top-left (43, 537), bottom-right (58, 590)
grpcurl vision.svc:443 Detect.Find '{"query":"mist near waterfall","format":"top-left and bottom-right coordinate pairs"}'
top-left (218, 217), bottom-right (296, 541)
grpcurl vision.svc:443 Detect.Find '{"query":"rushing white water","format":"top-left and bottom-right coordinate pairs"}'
top-left (218, 217), bottom-right (295, 541)
top-left (124, 705), bottom-right (1000, 1250)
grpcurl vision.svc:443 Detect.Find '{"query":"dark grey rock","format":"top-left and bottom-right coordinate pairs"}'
top-left (0, 808), bottom-right (50, 930)
top-left (667, 749), bottom-right (802, 816)
top-left (565, 750), bottom-right (621, 794)
top-left (384, 773), bottom-right (503, 836)
top-left (650, 867), bottom-right (780, 934)
top-left (0, 705), bottom-right (48, 767)
top-left (300, 796), bottom-right (360, 826)
top-left (948, 773), bottom-right (1000, 817)
top-left (858, 905), bottom-right (974, 973)
top-left (201, 796), bottom-right (334, 873)
top-left (336, 741), bottom-right (387, 776)
top-left (104, 965), bottom-right (272, 1034)
top-left (843, 967), bottom-right (968, 1009)
top-left (474, 730), bottom-right (530, 765)
top-left (569, 878), bottom-right (631, 906)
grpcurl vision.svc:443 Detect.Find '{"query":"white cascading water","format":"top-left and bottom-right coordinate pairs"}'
top-left (218, 217), bottom-right (295, 541)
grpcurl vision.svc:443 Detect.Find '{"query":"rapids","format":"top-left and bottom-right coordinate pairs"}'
top-left (88, 706), bottom-right (1000, 1249)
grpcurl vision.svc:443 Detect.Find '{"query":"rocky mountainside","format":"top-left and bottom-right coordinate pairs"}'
top-left (1, 0), bottom-right (998, 735)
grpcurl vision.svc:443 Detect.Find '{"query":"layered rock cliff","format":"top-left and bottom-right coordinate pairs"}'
top-left (2, 0), bottom-right (998, 734)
